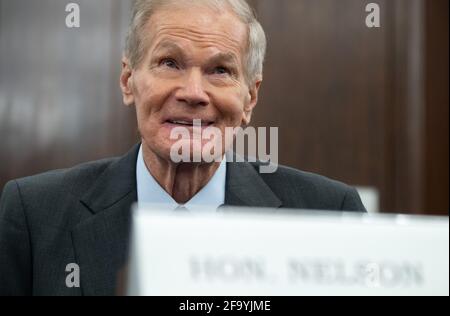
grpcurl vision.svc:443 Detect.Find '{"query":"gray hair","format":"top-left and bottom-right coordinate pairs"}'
top-left (125, 0), bottom-right (267, 83)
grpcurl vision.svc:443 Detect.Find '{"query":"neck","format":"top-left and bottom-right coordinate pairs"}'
top-left (141, 143), bottom-right (222, 204)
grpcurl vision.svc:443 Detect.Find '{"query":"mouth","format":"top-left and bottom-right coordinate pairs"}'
top-left (164, 119), bottom-right (215, 127)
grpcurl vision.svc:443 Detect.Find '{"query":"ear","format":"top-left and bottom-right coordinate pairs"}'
top-left (120, 56), bottom-right (135, 106)
top-left (242, 78), bottom-right (262, 125)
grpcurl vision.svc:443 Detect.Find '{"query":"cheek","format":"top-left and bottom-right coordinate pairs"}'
top-left (134, 76), bottom-right (172, 120)
top-left (213, 90), bottom-right (247, 126)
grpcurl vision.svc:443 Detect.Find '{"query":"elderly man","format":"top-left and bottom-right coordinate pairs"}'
top-left (0, 0), bottom-right (365, 296)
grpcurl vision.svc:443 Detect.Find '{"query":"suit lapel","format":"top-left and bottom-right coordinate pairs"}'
top-left (72, 144), bottom-right (139, 296)
top-left (71, 146), bottom-right (282, 295)
top-left (225, 160), bottom-right (282, 208)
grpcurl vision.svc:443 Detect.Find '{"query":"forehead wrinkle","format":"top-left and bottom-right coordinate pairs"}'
top-left (152, 24), bottom-right (246, 53)
top-left (155, 25), bottom-right (243, 46)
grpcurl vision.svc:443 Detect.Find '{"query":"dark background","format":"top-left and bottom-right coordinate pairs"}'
top-left (0, 0), bottom-right (448, 215)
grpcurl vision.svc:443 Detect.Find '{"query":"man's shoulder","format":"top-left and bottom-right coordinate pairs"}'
top-left (256, 162), bottom-right (351, 189)
top-left (2, 156), bottom-right (119, 201)
top-left (247, 160), bottom-right (351, 189)
top-left (0, 156), bottom-right (126, 231)
top-left (248, 161), bottom-right (364, 211)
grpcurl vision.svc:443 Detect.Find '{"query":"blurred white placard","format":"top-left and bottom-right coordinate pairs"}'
top-left (356, 186), bottom-right (380, 213)
top-left (126, 207), bottom-right (449, 296)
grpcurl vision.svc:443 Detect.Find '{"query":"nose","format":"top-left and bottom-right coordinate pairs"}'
top-left (175, 69), bottom-right (209, 107)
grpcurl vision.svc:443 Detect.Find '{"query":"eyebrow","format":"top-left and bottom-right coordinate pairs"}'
top-left (152, 40), bottom-right (240, 67)
top-left (153, 41), bottom-right (184, 55)
top-left (208, 52), bottom-right (239, 67)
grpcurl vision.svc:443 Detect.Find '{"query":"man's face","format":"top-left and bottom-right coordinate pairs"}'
top-left (121, 5), bottom-right (261, 162)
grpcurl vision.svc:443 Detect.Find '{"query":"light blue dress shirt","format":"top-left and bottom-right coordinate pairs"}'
top-left (136, 144), bottom-right (226, 211)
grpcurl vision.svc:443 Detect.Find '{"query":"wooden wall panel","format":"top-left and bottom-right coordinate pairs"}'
top-left (0, 0), bottom-right (137, 186)
top-left (425, 0), bottom-right (449, 215)
top-left (249, 0), bottom-right (391, 210)
top-left (248, 0), bottom-right (447, 214)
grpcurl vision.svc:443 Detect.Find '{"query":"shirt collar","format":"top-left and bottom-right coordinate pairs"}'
top-left (136, 144), bottom-right (226, 211)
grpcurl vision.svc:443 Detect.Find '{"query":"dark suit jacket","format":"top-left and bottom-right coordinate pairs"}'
top-left (0, 144), bottom-right (365, 296)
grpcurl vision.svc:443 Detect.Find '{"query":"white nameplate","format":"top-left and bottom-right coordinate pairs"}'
top-left (126, 206), bottom-right (449, 296)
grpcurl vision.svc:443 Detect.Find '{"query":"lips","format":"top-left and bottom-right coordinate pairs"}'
top-left (165, 118), bottom-right (214, 127)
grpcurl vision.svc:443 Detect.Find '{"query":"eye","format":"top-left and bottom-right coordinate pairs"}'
top-left (213, 66), bottom-right (231, 75)
top-left (160, 58), bottom-right (179, 69)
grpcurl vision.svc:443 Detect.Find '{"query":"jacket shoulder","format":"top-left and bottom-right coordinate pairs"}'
top-left (0, 157), bottom-right (120, 229)
top-left (250, 162), bottom-right (365, 211)
top-left (13, 157), bottom-right (119, 197)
